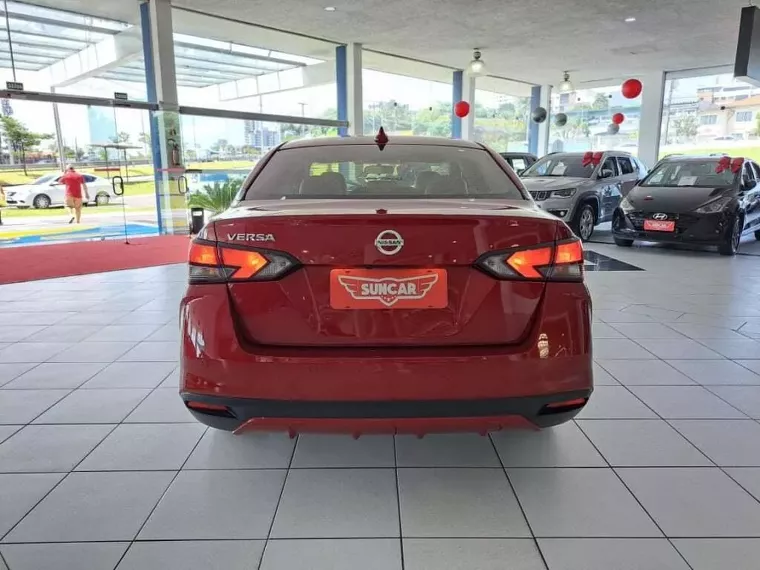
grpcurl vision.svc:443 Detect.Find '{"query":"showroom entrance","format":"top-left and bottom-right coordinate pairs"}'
top-left (0, 90), bottom-right (160, 246)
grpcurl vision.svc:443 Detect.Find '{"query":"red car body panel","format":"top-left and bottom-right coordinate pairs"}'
top-left (180, 278), bottom-right (591, 433)
top-left (179, 138), bottom-right (594, 435)
top-left (217, 203), bottom-right (557, 348)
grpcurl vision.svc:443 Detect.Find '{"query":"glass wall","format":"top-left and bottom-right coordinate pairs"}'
top-left (660, 70), bottom-right (760, 161)
top-left (0, 99), bottom-right (157, 246)
top-left (0, 0), bottom-right (146, 98)
top-left (549, 85), bottom-right (641, 155)
top-left (362, 65), bottom-right (451, 137)
top-left (171, 9), bottom-right (337, 121)
top-left (473, 89), bottom-right (530, 153)
top-left (0, 2), bottom-right (344, 246)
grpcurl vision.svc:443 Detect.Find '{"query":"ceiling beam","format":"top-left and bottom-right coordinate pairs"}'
top-left (0, 10), bottom-right (122, 35)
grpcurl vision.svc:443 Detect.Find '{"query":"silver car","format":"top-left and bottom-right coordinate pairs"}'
top-left (520, 151), bottom-right (648, 241)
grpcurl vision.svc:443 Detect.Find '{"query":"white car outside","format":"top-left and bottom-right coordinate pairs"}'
top-left (4, 173), bottom-right (117, 209)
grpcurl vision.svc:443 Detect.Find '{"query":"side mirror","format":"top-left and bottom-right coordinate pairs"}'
top-left (516, 169), bottom-right (525, 176)
top-left (743, 179), bottom-right (757, 191)
top-left (599, 169), bottom-right (614, 179)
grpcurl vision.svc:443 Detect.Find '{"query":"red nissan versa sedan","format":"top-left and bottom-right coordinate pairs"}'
top-left (180, 135), bottom-right (593, 436)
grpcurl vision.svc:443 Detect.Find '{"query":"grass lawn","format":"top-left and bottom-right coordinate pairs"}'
top-left (123, 181), bottom-right (155, 195)
top-left (187, 160), bottom-right (255, 170)
top-left (0, 160), bottom-right (256, 186)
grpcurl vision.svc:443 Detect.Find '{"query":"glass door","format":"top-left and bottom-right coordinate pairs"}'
top-left (0, 97), bottom-right (158, 246)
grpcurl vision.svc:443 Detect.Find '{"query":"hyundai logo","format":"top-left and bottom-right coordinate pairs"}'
top-left (653, 213), bottom-right (668, 221)
top-left (375, 230), bottom-right (404, 255)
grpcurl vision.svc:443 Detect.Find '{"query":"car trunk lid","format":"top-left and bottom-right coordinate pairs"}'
top-left (216, 200), bottom-right (560, 347)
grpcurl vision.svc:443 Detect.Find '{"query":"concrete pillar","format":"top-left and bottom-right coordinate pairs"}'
top-left (336, 43), bottom-right (363, 136)
top-left (141, 0), bottom-right (187, 234)
top-left (451, 70), bottom-right (462, 139)
top-left (460, 72), bottom-right (476, 141)
top-left (637, 72), bottom-right (666, 169)
top-left (146, 0), bottom-right (178, 110)
top-left (528, 85), bottom-right (541, 155)
top-left (336, 46), bottom-right (348, 137)
top-left (536, 84), bottom-right (552, 156)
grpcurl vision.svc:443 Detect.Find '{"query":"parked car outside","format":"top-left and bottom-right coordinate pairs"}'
top-left (521, 151), bottom-right (648, 241)
top-left (4, 173), bottom-right (117, 209)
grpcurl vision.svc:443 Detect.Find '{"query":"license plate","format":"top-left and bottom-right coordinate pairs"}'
top-left (644, 219), bottom-right (675, 232)
top-left (330, 268), bottom-right (448, 310)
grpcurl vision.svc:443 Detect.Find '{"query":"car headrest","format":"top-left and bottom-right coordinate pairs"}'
top-left (415, 171), bottom-right (442, 192)
top-left (300, 172), bottom-right (347, 196)
top-left (426, 176), bottom-right (466, 196)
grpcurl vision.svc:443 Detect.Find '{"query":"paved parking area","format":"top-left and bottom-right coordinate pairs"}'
top-left (1, 244), bottom-right (760, 569)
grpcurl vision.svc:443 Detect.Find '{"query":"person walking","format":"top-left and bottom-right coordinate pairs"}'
top-left (61, 165), bottom-right (89, 224)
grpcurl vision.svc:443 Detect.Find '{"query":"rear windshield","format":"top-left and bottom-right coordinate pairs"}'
top-left (241, 144), bottom-right (526, 200)
top-left (641, 160), bottom-right (737, 188)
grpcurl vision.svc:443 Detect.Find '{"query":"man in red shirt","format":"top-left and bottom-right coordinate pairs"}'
top-left (60, 165), bottom-right (89, 224)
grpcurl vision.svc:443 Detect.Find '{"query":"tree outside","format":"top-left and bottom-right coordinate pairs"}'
top-left (0, 115), bottom-right (53, 175)
top-left (592, 93), bottom-right (610, 110)
top-left (108, 131), bottom-right (131, 144)
top-left (672, 115), bottom-right (698, 143)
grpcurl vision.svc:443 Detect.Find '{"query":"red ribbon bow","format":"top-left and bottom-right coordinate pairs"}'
top-left (582, 151), bottom-right (603, 167)
top-left (716, 156), bottom-right (744, 174)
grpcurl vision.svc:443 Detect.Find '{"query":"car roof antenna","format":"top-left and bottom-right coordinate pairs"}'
top-left (375, 126), bottom-right (389, 151)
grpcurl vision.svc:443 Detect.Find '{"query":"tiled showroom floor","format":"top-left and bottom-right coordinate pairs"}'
top-left (2, 243), bottom-right (760, 569)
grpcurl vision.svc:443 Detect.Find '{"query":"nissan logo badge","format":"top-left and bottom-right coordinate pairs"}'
top-left (375, 230), bottom-right (404, 255)
top-left (653, 213), bottom-right (668, 221)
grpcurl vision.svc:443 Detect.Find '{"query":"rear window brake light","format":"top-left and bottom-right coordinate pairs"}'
top-left (477, 238), bottom-right (584, 282)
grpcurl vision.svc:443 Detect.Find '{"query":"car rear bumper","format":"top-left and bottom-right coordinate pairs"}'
top-left (182, 390), bottom-right (592, 434)
top-left (180, 282), bottom-right (593, 434)
top-left (613, 209), bottom-right (730, 245)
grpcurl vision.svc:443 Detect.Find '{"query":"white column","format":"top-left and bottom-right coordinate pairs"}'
top-left (346, 42), bottom-right (363, 136)
top-left (461, 72), bottom-right (476, 140)
top-left (536, 84), bottom-right (551, 156)
top-left (147, 0), bottom-right (178, 110)
top-left (637, 72), bottom-right (666, 168)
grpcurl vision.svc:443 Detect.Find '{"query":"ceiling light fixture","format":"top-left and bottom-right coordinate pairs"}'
top-left (624, 17), bottom-right (636, 22)
top-left (324, 6), bottom-right (336, 11)
top-left (558, 71), bottom-right (574, 93)
top-left (468, 49), bottom-right (486, 77)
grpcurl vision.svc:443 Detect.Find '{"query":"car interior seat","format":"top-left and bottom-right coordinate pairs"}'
top-left (415, 171), bottom-right (442, 193)
top-left (300, 172), bottom-right (347, 196)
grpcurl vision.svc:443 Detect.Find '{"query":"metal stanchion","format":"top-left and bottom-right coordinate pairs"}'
top-left (111, 175), bottom-right (128, 244)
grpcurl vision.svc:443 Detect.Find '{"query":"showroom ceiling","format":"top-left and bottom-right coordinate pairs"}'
top-left (171, 0), bottom-right (747, 85)
top-left (19, 0), bottom-right (749, 86)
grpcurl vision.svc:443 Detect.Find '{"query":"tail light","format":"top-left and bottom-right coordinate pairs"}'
top-left (188, 224), bottom-right (299, 284)
top-left (477, 238), bottom-right (584, 282)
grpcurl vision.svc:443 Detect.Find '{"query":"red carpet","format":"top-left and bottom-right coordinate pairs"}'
top-left (0, 235), bottom-right (190, 284)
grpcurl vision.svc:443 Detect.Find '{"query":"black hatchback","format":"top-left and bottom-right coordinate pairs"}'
top-left (612, 155), bottom-right (760, 255)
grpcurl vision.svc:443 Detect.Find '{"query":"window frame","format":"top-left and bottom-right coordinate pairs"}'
top-left (617, 156), bottom-right (635, 175)
top-left (736, 111), bottom-right (753, 123)
top-left (700, 114), bottom-right (718, 125)
top-left (600, 155), bottom-right (620, 177)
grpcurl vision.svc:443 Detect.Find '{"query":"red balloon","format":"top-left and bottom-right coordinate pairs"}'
top-left (454, 100), bottom-right (470, 118)
top-left (612, 112), bottom-right (625, 125)
top-left (621, 78), bottom-right (642, 99)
